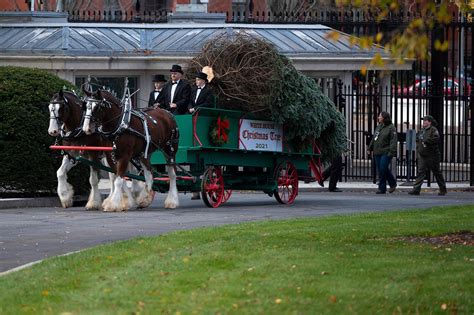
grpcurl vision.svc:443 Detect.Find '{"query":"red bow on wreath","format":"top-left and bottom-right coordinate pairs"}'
top-left (217, 116), bottom-right (230, 142)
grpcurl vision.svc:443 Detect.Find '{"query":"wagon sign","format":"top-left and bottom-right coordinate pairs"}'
top-left (239, 119), bottom-right (283, 152)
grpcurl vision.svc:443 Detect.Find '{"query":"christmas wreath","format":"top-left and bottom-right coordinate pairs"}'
top-left (209, 116), bottom-right (230, 146)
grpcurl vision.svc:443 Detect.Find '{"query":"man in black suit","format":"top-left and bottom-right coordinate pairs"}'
top-left (148, 74), bottom-right (167, 107)
top-left (189, 71), bottom-right (215, 114)
top-left (162, 64), bottom-right (191, 115)
top-left (318, 155), bottom-right (343, 192)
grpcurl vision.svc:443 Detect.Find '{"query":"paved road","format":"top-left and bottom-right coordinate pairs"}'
top-left (1, 190), bottom-right (473, 273)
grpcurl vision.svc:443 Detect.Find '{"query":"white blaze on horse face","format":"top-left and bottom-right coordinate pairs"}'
top-left (83, 100), bottom-right (98, 135)
top-left (48, 103), bottom-right (60, 136)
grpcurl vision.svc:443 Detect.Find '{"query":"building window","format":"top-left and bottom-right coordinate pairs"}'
top-left (75, 76), bottom-right (138, 108)
top-left (143, 0), bottom-right (169, 11)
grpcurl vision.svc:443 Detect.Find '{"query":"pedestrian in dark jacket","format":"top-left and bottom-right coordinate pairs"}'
top-left (409, 115), bottom-right (447, 195)
top-left (368, 111), bottom-right (398, 194)
top-left (162, 64), bottom-right (191, 115)
top-left (189, 71), bottom-right (215, 113)
top-left (147, 74), bottom-right (167, 107)
top-left (318, 155), bottom-right (343, 192)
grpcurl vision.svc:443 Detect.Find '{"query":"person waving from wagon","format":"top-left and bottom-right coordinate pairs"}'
top-left (162, 64), bottom-right (191, 115)
top-left (189, 71), bottom-right (215, 114)
top-left (148, 74), bottom-right (167, 108)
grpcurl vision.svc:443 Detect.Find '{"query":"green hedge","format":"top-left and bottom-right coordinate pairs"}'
top-left (0, 66), bottom-right (89, 196)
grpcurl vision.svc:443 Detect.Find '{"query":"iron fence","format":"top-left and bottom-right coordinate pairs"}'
top-left (67, 10), bottom-right (168, 23)
top-left (338, 73), bottom-right (472, 183)
top-left (63, 7), bottom-right (473, 183)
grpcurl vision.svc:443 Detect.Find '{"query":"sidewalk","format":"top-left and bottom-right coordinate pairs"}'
top-left (97, 179), bottom-right (472, 192)
top-left (1, 180), bottom-right (472, 209)
top-left (299, 180), bottom-right (472, 192)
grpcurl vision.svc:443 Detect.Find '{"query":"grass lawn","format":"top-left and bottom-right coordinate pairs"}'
top-left (0, 205), bottom-right (473, 314)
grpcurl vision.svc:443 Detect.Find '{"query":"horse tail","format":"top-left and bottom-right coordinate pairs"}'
top-left (166, 111), bottom-right (179, 163)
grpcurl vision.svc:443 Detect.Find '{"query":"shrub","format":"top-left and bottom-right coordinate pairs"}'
top-left (0, 66), bottom-right (89, 196)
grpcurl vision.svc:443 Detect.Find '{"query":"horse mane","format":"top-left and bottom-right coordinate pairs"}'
top-left (98, 89), bottom-right (121, 107)
top-left (62, 90), bottom-right (81, 104)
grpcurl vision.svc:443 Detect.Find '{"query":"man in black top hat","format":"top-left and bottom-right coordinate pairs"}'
top-left (189, 71), bottom-right (215, 114)
top-left (162, 64), bottom-right (191, 115)
top-left (148, 74), bottom-right (167, 107)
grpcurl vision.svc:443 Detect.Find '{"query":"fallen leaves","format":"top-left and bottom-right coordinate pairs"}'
top-left (398, 231), bottom-right (474, 246)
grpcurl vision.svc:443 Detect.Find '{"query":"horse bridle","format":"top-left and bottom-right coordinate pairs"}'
top-left (49, 96), bottom-right (68, 127)
top-left (84, 96), bottom-right (114, 124)
top-left (50, 93), bottom-right (87, 139)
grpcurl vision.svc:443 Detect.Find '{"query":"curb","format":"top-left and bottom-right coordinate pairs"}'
top-left (1, 187), bottom-right (472, 210)
top-left (0, 197), bottom-right (61, 209)
top-left (299, 186), bottom-right (474, 193)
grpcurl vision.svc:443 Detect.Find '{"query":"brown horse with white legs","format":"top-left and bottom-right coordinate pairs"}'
top-left (82, 89), bottom-right (180, 212)
top-left (48, 90), bottom-right (116, 209)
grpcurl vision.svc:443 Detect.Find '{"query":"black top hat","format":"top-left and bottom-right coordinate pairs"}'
top-left (170, 64), bottom-right (183, 74)
top-left (152, 74), bottom-right (167, 82)
top-left (195, 71), bottom-right (208, 82)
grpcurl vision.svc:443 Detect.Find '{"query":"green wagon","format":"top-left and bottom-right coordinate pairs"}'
top-left (150, 108), bottom-right (323, 208)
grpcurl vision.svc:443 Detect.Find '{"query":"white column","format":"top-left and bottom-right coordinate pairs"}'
top-left (341, 71), bottom-right (353, 143)
top-left (380, 73), bottom-right (391, 112)
top-left (138, 74), bottom-right (150, 109)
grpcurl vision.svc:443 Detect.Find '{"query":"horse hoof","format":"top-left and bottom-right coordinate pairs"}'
top-left (164, 199), bottom-right (178, 209)
top-left (60, 198), bottom-right (73, 208)
top-left (136, 196), bottom-right (152, 208)
top-left (85, 201), bottom-right (101, 210)
top-left (103, 206), bottom-right (128, 212)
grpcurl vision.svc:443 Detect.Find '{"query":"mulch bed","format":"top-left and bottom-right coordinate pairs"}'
top-left (399, 231), bottom-right (474, 246)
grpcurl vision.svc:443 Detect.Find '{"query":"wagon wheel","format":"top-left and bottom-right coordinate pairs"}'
top-left (201, 166), bottom-right (225, 208)
top-left (222, 189), bottom-right (232, 203)
top-left (274, 161), bottom-right (299, 204)
top-left (221, 166), bottom-right (232, 203)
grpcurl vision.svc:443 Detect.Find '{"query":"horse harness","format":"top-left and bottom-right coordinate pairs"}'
top-left (89, 96), bottom-right (179, 164)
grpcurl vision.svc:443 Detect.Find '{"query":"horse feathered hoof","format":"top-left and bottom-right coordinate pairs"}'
top-left (85, 204), bottom-right (100, 211)
top-left (58, 183), bottom-right (74, 208)
top-left (85, 197), bottom-right (102, 210)
top-left (136, 190), bottom-right (154, 208)
top-left (60, 197), bottom-right (74, 208)
top-left (164, 198), bottom-right (179, 209)
top-left (102, 198), bottom-right (124, 212)
top-left (102, 204), bottom-right (128, 212)
top-left (102, 197), bottom-right (111, 210)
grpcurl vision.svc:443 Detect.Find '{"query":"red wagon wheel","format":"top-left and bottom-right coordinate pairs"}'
top-left (221, 166), bottom-right (232, 203)
top-left (274, 161), bottom-right (299, 204)
top-left (222, 189), bottom-right (232, 203)
top-left (201, 166), bottom-right (225, 208)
